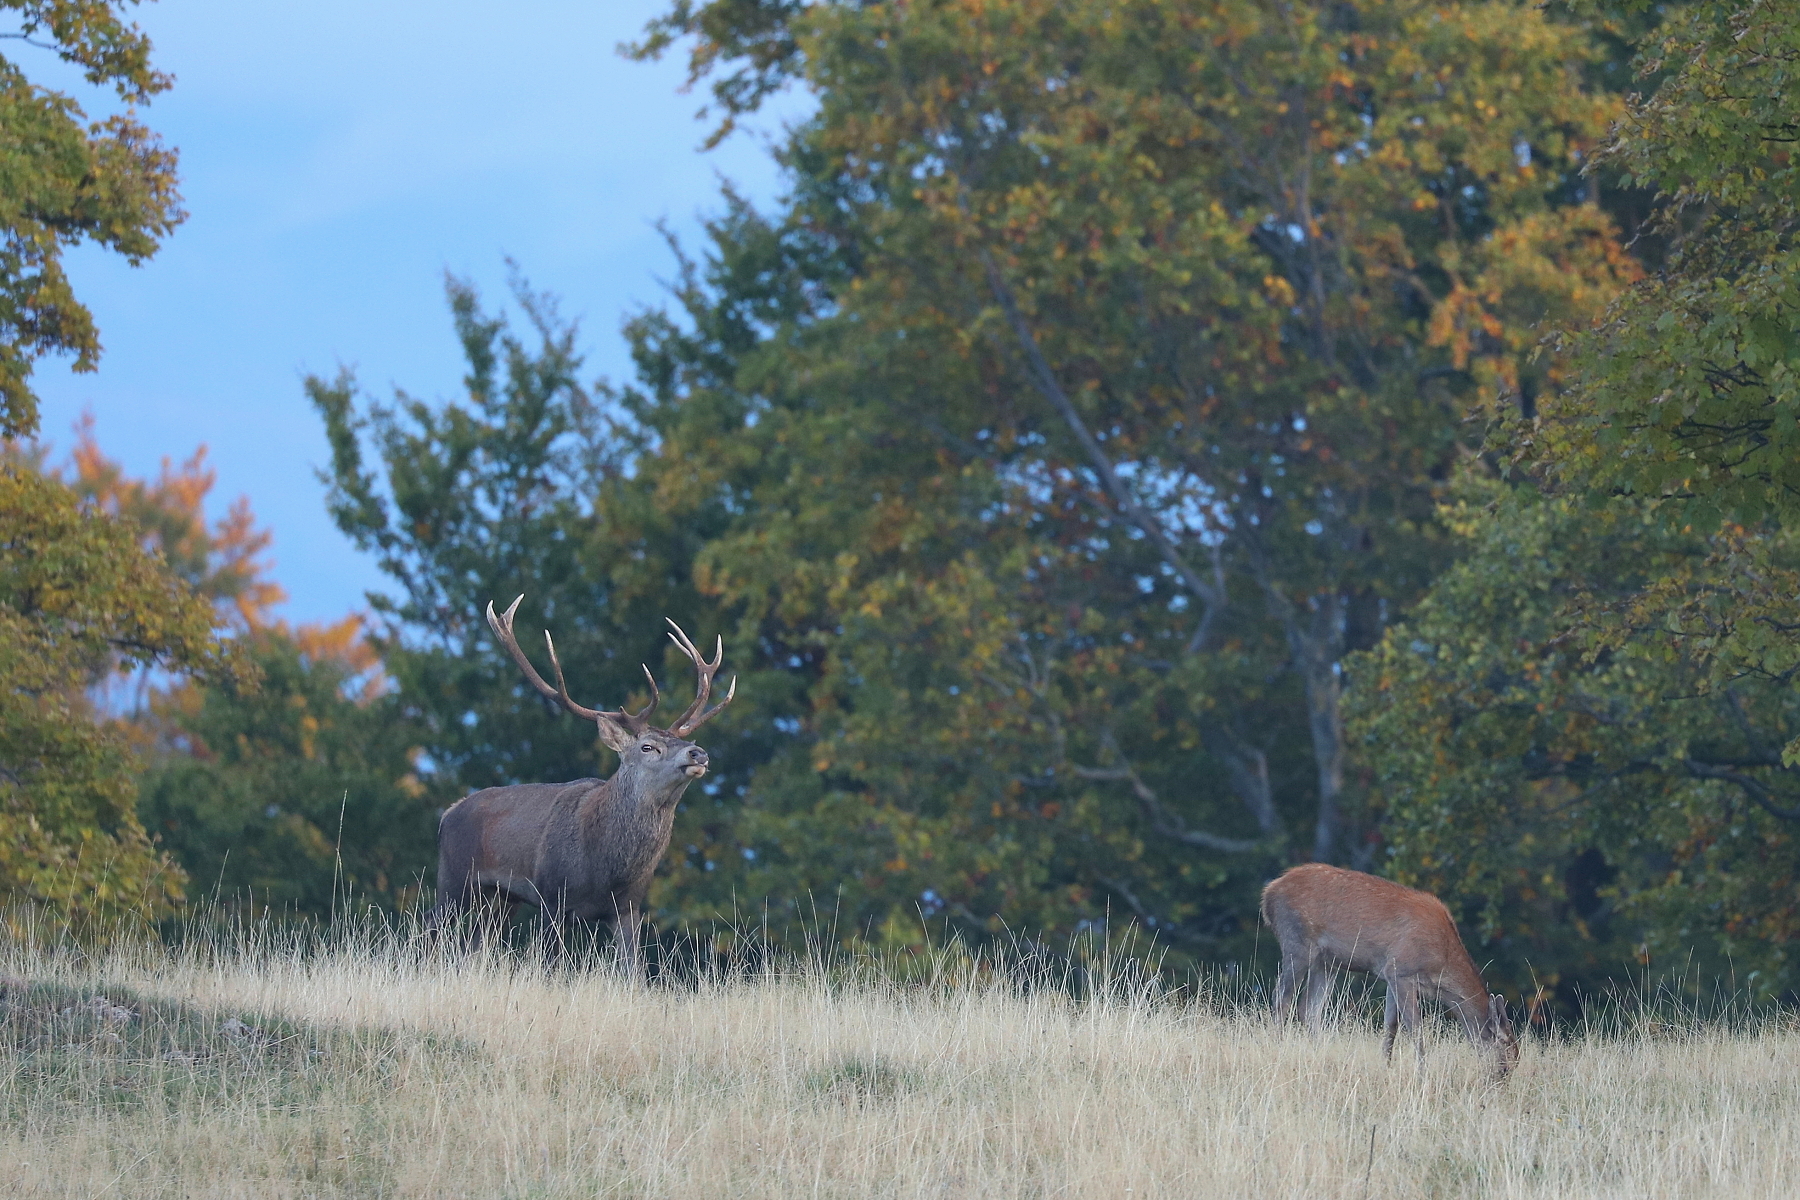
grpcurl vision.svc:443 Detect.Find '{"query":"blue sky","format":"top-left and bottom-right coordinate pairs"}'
top-left (28, 0), bottom-right (803, 625)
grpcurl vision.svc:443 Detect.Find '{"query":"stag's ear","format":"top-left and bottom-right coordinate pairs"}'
top-left (594, 713), bottom-right (635, 752)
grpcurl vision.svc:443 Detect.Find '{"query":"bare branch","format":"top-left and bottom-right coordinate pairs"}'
top-left (1241, 531), bottom-right (1347, 861)
top-left (1684, 759), bottom-right (1800, 820)
top-left (1072, 736), bottom-right (1266, 853)
top-left (1202, 723), bottom-right (1283, 837)
top-left (980, 251), bottom-right (1226, 652)
top-left (1093, 876), bottom-right (1222, 945)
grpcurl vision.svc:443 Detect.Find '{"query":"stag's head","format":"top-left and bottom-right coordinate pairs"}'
top-left (486, 596), bottom-right (736, 788)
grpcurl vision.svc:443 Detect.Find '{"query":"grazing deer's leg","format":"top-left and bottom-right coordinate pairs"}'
top-left (1382, 981), bottom-right (1400, 1062)
top-left (1301, 961), bottom-right (1333, 1031)
top-left (1272, 953), bottom-right (1299, 1025)
top-left (1393, 978), bottom-right (1424, 1065)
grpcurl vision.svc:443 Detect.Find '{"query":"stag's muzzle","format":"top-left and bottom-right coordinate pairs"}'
top-left (683, 748), bottom-right (710, 778)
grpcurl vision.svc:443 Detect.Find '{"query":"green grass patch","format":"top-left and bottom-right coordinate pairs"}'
top-left (0, 975), bottom-right (476, 1126)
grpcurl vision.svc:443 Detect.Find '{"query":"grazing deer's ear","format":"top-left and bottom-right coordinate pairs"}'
top-left (1489, 993), bottom-right (1508, 1028)
top-left (594, 713), bottom-right (635, 752)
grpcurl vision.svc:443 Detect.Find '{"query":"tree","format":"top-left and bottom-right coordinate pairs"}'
top-left (326, 2), bottom-right (1638, 963)
top-left (312, 275), bottom-right (697, 792)
top-left (1343, 0), bottom-right (1800, 1005)
top-left (137, 624), bottom-right (438, 919)
top-left (315, 272), bottom-right (820, 940)
top-left (622, 0), bottom-right (1635, 957)
top-left (1349, 478), bottom-right (1800, 1003)
top-left (57, 425), bottom-right (442, 920)
top-left (16, 426), bottom-right (440, 923)
top-left (0, 456), bottom-right (233, 925)
top-left (0, 0), bottom-right (184, 438)
top-left (1525, 0), bottom-right (1800, 739)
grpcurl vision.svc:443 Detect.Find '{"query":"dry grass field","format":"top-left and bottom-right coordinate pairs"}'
top-left (1, 927), bottom-right (1795, 1199)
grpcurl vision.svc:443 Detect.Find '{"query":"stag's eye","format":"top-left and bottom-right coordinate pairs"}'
top-left (640, 743), bottom-right (658, 755)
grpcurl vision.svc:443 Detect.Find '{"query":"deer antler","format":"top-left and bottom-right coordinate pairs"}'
top-left (664, 618), bottom-right (737, 736)
top-left (486, 596), bottom-right (659, 729)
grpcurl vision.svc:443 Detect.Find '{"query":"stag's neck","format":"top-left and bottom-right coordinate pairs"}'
top-left (582, 769), bottom-right (691, 828)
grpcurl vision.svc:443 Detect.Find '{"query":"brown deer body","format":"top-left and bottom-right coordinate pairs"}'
top-left (425, 598), bottom-right (735, 976)
top-left (1261, 863), bottom-right (1518, 1078)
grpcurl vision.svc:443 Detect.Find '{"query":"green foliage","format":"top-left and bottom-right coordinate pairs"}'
top-left (1349, 478), bottom-right (1800, 1000)
top-left (21, 422), bottom-right (440, 924)
top-left (310, 274), bottom-right (739, 795)
top-left (317, 0), bottom-right (1631, 964)
top-left (629, 0), bottom-right (806, 146)
top-left (1525, 0), bottom-right (1800, 718)
top-left (0, 0), bottom-right (183, 438)
top-left (136, 630), bottom-right (439, 919)
top-left (611, 0), bottom-right (1635, 960)
top-left (1355, 0), bottom-right (1800, 1005)
top-left (0, 460), bottom-right (233, 925)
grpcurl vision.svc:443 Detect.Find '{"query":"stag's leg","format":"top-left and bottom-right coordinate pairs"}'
top-left (613, 901), bottom-right (643, 981)
top-left (423, 894), bottom-right (463, 948)
top-left (1301, 962), bottom-right (1334, 1032)
top-left (423, 882), bottom-right (483, 956)
top-left (535, 907), bottom-right (570, 969)
top-left (465, 894), bottom-right (520, 953)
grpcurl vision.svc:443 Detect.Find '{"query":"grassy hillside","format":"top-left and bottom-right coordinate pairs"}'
top-left (1, 928), bottom-right (1795, 1198)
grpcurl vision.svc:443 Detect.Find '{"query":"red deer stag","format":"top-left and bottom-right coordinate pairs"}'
top-left (1261, 863), bottom-right (1518, 1079)
top-left (426, 597), bottom-right (735, 975)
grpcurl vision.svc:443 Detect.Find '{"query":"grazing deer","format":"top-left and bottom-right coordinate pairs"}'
top-left (1261, 863), bottom-right (1518, 1078)
top-left (425, 597), bottom-right (735, 976)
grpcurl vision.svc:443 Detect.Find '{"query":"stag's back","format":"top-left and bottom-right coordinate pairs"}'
top-left (436, 779), bottom-right (600, 895)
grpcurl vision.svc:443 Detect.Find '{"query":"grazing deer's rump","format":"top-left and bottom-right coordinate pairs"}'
top-left (425, 598), bottom-right (736, 977)
top-left (1260, 863), bottom-right (1518, 1079)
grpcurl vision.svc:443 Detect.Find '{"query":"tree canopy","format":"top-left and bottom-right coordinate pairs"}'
top-left (0, 0), bottom-right (183, 438)
top-left (137, 622), bottom-right (438, 920)
top-left (1346, 0), bottom-right (1800, 1005)
top-left (1350, 480), bottom-right (1800, 1003)
top-left (0, 455), bottom-right (233, 925)
top-left (311, 0), bottom-right (1642, 971)
top-left (1, 425), bottom-right (441, 925)
top-left (1527, 0), bottom-right (1800, 736)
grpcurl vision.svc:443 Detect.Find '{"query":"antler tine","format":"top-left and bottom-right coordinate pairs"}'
top-left (665, 617), bottom-right (735, 735)
top-left (680, 674), bottom-right (737, 736)
top-left (630, 663), bottom-right (661, 723)
top-left (540, 630), bottom-right (606, 723)
top-left (665, 619), bottom-right (722, 671)
top-left (486, 596), bottom-right (603, 722)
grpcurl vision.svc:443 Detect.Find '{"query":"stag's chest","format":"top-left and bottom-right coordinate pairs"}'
top-left (572, 786), bottom-right (682, 887)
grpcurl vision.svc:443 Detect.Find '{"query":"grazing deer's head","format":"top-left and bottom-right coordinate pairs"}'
top-left (1485, 993), bottom-right (1520, 1078)
top-left (486, 595), bottom-right (736, 786)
